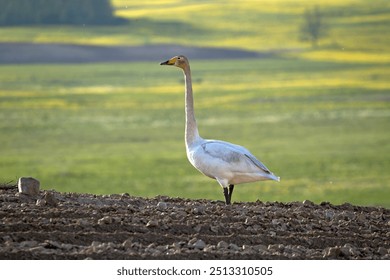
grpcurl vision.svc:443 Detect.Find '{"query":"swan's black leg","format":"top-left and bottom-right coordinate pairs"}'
top-left (223, 187), bottom-right (230, 205)
top-left (228, 184), bottom-right (234, 203)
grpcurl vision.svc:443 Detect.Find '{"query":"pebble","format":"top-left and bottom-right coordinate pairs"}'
top-left (122, 238), bottom-right (133, 249)
top-left (18, 177), bottom-right (40, 196)
top-left (77, 219), bottom-right (89, 226)
top-left (121, 193), bottom-right (130, 198)
top-left (146, 220), bottom-right (159, 227)
top-left (377, 247), bottom-right (387, 256)
top-left (193, 205), bottom-right (205, 215)
top-left (302, 200), bottom-right (315, 206)
top-left (244, 218), bottom-right (252, 225)
top-left (217, 241), bottom-right (228, 249)
top-left (2, 235), bottom-right (12, 242)
top-left (229, 243), bottom-right (240, 251)
top-left (254, 244), bottom-right (268, 252)
top-left (20, 240), bottom-right (39, 248)
top-left (203, 245), bottom-right (215, 252)
top-left (173, 242), bottom-right (185, 249)
top-left (36, 198), bottom-right (46, 206)
top-left (193, 239), bottom-right (206, 250)
top-left (157, 202), bottom-right (167, 211)
top-left (325, 210), bottom-right (335, 220)
top-left (43, 192), bottom-right (58, 206)
top-left (98, 216), bottom-right (113, 225)
top-left (36, 192), bottom-right (58, 207)
top-left (356, 213), bottom-right (367, 223)
top-left (194, 224), bottom-right (202, 233)
top-left (323, 246), bottom-right (341, 258)
top-left (28, 246), bottom-right (44, 253)
top-left (242, 244), bottom-right (251, 251)
top-left (210, 225), bottom-right (219, 233)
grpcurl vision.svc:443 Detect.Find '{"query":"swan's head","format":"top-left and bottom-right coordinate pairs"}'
top-left (160, 55), bottom-right (189, 70)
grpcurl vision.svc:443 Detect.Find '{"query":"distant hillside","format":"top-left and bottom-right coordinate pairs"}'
top-left (0, 43), bottom-right (269, 64)
top-left (0, 0), bottom-right (126, 25)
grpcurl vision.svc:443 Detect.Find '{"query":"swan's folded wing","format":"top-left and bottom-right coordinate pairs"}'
top-left (243, 154), bottom-right (271, 174)
top-left (201, 140), bottom-right (271, 173)
top-left (201, 141), bottom-right (242, 163)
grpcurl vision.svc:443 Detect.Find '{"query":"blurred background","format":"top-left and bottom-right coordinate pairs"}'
top-left (0, 0), bottom-right (389, 207)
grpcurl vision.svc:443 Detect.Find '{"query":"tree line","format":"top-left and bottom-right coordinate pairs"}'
top-left (0, 0), bottom-right (125, 25)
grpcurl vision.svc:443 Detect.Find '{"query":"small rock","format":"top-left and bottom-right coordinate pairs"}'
top-left (302, 200), bottom-right (314, 206)
top-left (173, 242), bottom-right (185, 249)
top-left (188, 237), bottom-right (197, 246)
top-left (121, 193), bottom-right (130, 198)
top-left (242, 244), bottom-right (252, 251)
top-left (341, 210), bottom-right (355, 220)
top-left (341, 244), bottom-right (360, 257)
top-left (41, 240), bottom-right (61, 249)
top-left (90, 241), bottom-right (102, 253)
top-left (254, 244), bottom-right (268, 252)
top-left (217, 241), bottom-right (228, 249)
top-left (193, 239), bottom-right (206, 250)
top-left (20, 240), bottom-right (39, 248)
top-left (210, 225), bottom-right (219, 233)
top-left (325, 210), bottom-right (335, 220)
top-left (98, 216), bottom-right (113, 225)
top-left (18, 177), bottom-right (40, 196)
top-left (76, 219), bottom-right (89, 226)
top-left (244, 218), bottom-right (252, 225)
top-left (36, 198), bottom-right (46, 206)
top-left (122, 238), bottom-right (133, 249)
top-left (229, 243), bottom-right (240, 251)
top-left (146, 220), bottom-right (159, 227)
top-left (43, 192), bottom-right (58, 206)
top-left (356, 213), bottom-right (367, 223)
top-left (341, 202), bottom-right (354, 210)
top-left (267, 244), bottom-right (279, 251)
top-left (377, 247), bottom-right (387, 256)
top-left (157, 201), bottom-right (167, 211)
top-left (194, 224), bottom-right (202, 233)
top-left (2, 235), bottom-right (12, 242)
top-left (340, 246), bottom-right (351, 257)
top-left (323, 246), bottom-right (341, 258)
top-left (203, 245), bottom-right (215, 252)
top-left (28, 246), bottom-right (44, 253)
top-left (62, 243), bottom-right (74, 250)
top-left (193, 205), bottom-right (205, 215)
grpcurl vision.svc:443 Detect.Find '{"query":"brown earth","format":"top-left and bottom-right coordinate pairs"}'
top-left (0, 186), bottom-right (389, 260)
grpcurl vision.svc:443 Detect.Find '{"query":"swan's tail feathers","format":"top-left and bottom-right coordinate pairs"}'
top-left (268, 173), bottom-right (280, 182)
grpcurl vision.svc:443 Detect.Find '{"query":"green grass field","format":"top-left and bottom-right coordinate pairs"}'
top-left (0, 0), bottom-right (389, 207)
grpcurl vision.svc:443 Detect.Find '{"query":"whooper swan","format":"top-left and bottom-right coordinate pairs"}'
top-left (160, 55), bottom-right (280, 205)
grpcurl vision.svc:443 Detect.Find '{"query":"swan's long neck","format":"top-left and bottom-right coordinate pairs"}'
top-left (183, 66), bottom-right (200, 146)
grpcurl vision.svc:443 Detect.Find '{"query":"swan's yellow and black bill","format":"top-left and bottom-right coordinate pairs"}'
top-left (160, 57), bottom-right (176, 65)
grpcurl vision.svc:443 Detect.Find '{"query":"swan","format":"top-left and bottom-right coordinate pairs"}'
top-left (160, 55), bottom-right (280, 205)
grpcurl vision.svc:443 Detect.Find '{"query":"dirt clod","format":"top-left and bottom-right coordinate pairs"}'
top-left (0, 188), bottom-right (389, 259)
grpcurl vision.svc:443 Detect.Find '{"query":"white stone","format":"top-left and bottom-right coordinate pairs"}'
top-left (18, 177), bottom-right (40, 195)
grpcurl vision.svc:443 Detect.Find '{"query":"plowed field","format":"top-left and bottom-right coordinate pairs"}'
top-left (0, 187), bottom-right (389, 259)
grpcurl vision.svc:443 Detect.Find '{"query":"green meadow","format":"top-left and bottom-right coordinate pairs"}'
top-left (0, 0), bottom-right (389, 207)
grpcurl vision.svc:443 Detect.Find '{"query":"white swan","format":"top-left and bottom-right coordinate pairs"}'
top-left (160, 55), bottom-right (280, 205)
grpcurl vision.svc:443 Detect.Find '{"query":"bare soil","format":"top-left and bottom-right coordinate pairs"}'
top-left (0, 187), bottom-right (389, 260)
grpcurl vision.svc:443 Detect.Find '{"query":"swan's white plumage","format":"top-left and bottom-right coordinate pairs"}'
top-left (160, 55), bottom-right (279, 204)
top-left (187, 139), bottom-right (279, 185)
